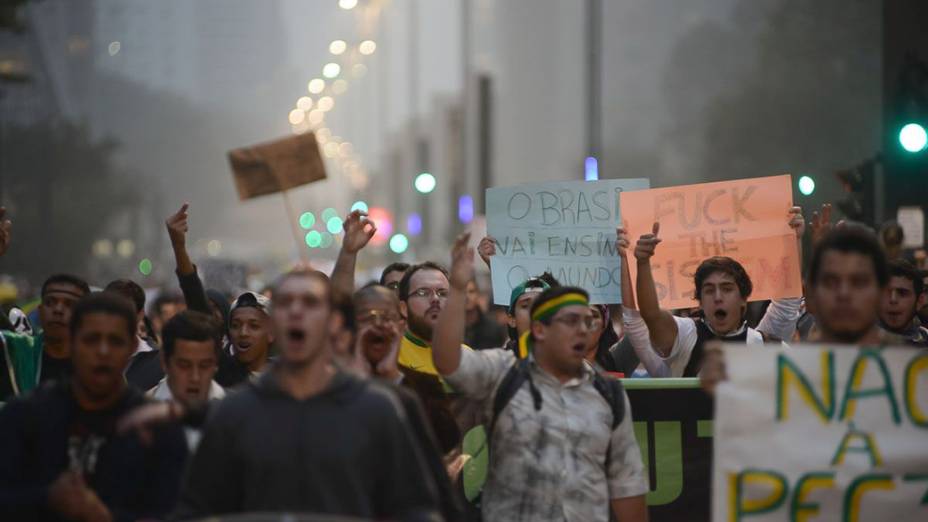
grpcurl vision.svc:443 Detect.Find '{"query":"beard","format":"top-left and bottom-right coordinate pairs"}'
top-left (407, 311), bottom-right (434, 343)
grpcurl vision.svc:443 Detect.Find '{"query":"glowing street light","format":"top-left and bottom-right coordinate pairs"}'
top-left (899, 122), bottom-right (928, 153)
top-left (414, 172), bottom-right (436, 193)
top-left (798, 175), bottom-right (815, 196)
top-left (308, 78), bottom-right (325, 94)
top-left (323, 62), bottom-right (341, 79)
top-left (359, 40), bottom-right (377, 55)
top-left (390, 233), bottom-right (409, 254)
top-left (288, 109), bottom-right (305, 125)
top-left (296, 96), bottom-right (313, 111)
top-left (329, 40), bottom-right (347, 55)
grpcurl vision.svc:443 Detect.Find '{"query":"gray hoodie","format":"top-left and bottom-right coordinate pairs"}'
top-left (174, 368), bottom-right (442, 521)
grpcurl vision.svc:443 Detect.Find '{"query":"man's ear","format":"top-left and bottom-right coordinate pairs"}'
top-left (399, 301), bottom-right (408, 320)
top-left (507, 314), bottom-right (516, 329)
top-left (531, 320), bottom-right (545, 342)
top-left (917, 292), bottom-right (927, 311)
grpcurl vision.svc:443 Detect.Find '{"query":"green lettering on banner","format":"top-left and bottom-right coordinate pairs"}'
top-left (730, 468), bottom-right (789, 521)
top-left (775, 351), bottom-right (835, 423)
top-left (841, 473), bottom-right (894, 522)
top-left (830, 422), bottom-right (883, 468)
top-left (902, 474), bottom-right (928, 505)
top-left (789, 472), bottom-right (835, 522)
top-left (838, 350), bottom-right (901, 425)
top-left (903, 353), bottom-right (928, 427)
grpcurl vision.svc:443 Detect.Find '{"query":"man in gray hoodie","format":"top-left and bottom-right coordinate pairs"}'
top-left (175, 268), bottom-right (442, 521)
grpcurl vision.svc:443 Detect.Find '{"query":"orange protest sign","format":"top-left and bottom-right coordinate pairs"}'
top-left (620, 174), bottom-right (801, 310)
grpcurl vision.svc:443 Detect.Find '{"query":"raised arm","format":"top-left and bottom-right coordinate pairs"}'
top-left (633, 222), bottom-right (678, 356)
top-left (331, 210), bottom-right (376, 299)
top-left (477, 235), bottom-right (496, 270)
top-left (432, 233), bottom-right (473, 376)
top-left (166, 203), bottom-right (211, 314)
top-left (616, 225), bottom-right (635, 310)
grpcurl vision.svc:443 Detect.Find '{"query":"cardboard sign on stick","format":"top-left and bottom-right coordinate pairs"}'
top-left (621, 174), bottom-right (801, 310)
top-left (228, 132), bottom-right (327, 200)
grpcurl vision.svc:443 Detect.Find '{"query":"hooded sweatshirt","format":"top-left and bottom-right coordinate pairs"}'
top-left (0, 380), bottom-right (188, 521)
top-left (175, 368), bottom-right (442, 521)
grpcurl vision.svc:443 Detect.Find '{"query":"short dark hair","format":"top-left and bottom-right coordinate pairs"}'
top-left (70, 292), bottom-right (137, 339)
top-left (42, 274), bottom-right (90, 298)
top-left (530, 286), bottom-right (590, 325)
top-left (808, 225), bottom-right (889, 288)
top-left (161, 310), bottom-right (221, 362)
top-left (151, 291), bottom-right (183, 317)
top-left (694, 257), bottom-right (753, 300)
top-left (888, 259), bottom-right (924, 296)
top-left (104, 279), bottom-right (146, 313)
top-left (537, 271), bottom-right (561, 288)
top-left (398, 261), bottom-right (449, 301)
top-left (380, 262), bottom-right (410, 285)
top-left (353, 284), bottom-right (401, 309)
top-left (273, 268), bottom-right (333, 306)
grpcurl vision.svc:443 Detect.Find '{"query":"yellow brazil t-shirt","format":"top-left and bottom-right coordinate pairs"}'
top-left (398, 330), bottom-right (471, 376)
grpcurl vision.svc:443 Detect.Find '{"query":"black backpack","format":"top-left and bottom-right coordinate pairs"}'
top-left (488, 357), bottom-right (626, 442)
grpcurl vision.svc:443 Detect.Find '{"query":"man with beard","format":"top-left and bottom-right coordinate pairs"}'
top-left (879, 259), bottom-right (928, 346)
top-left (398, 262), bottom-right (467, 376)
top-left (0, 292), bottom-right (188, 521)
top-left (633, 208), bottom-right (805, 376)
top-left (176, 269), bottom-right (441, 520)
top-left (1, 274), bottom-right (91, 400)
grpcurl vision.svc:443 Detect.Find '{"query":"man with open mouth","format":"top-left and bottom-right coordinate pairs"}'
top-left (176, 268), bottom-right (442, 520)
top-left (631, 207), bottom-right (806, 377)
top-left (432, 233), bottom-right (648, 522)
top-left (226, 291), bottom-right (274, 381)
top-left (0, 292), bottom-right (188, 521)
top-left (878, 258), bottom-right (928, 346)
top-left (147, 310), bottom-right (225, 450)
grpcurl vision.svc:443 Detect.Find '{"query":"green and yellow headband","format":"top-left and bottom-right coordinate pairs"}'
top-left (531, 292), bottom-right (589, 322)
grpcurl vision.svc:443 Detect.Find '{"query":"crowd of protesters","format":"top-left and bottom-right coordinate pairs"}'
top-left (0, 193), bottom-right (925, 521)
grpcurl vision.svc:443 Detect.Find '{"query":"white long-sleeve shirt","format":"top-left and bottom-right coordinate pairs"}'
top-left (623, 298), bottom-right (800, 377)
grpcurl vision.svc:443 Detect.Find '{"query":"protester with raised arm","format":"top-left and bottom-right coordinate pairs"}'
top-left (433, 233), bottom-right (648, 522)
top-left (633, 208), bottom-right (805, 376)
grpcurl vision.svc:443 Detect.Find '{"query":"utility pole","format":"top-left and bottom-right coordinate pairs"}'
top-left (585, 0), bottom-right (602, 180)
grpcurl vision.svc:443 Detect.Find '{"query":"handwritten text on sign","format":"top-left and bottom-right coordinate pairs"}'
top-left (486, 178), bottom-right (650, 305)
top-left (620, 174), bottom-right (801, 310)
top-left (712, 344), bottom-right (928, 521)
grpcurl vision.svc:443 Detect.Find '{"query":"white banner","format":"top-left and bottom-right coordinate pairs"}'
top-left (485, 178), bottom-right (649, 305)
top-left (713, 344), bottom-right (928, 522)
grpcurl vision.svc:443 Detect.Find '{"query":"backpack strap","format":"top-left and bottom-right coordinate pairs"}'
top-left (591, 371), bottom-right (625, 430)
top-left (489, 358), bottom-right (541, 441)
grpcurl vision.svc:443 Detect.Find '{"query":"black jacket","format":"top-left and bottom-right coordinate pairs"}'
top-left (175, 369), bottom-right (443, 521)
top-left (0, 381), bottom-right (188, 521)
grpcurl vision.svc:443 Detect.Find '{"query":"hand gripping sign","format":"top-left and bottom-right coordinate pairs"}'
top-left (621, 174), bottom-right (802, 310)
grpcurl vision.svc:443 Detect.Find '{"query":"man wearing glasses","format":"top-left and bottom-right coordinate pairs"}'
top-left (396, 261), bottom-right (467, 376)
top-left (432, 233), bottom-right (649, 522)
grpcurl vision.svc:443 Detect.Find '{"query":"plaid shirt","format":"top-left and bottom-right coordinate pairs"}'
top-left (447, 348), bottom-right (647, 522)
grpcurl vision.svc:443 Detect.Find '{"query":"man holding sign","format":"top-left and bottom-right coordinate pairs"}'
top-left (627, 175), bottom-right (805, 377)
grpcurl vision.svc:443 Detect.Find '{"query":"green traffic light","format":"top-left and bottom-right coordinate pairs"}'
top-left (899, 122), bottom-right (927, 153)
